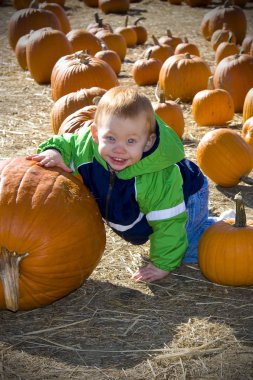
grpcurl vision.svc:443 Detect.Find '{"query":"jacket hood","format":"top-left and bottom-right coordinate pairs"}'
top-left (92, 114), bottom-right (185, 179)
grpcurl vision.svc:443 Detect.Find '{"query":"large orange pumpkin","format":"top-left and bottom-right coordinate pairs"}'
top-left (196, 128), bottom-right (253, 187)
top-left (213, 53), bottom-right (253, 113)
top-left (159, 53), bottom-right (211, 102)
top-left (0, 158), bottom-right (106, 311)
top-left (199, 193), bottom-right (253, 286)
top-left (242, 87), bottom-right (253, 123)
top-left (51, 51), bottom-right (118, 101)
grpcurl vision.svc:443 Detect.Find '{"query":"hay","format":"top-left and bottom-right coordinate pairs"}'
top-left (0, 0), bottom-right (253, 378)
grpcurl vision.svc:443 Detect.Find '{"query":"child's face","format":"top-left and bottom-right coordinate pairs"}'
top-left (91, 112), bottom-right (156, 171)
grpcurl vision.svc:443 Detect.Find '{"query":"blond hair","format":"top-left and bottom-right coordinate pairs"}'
top-left (94, 86), bottom-right (156, 134)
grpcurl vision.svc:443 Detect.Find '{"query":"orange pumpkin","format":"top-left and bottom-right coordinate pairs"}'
top-left (210, 23), bottom-right (236, 51)
top-left (213, 53), bottom-right (253, 113)
top-left (114, 16), bottom-right (137, 47)
top-left (95, 28), bottom-right (127, 61)
top-left (159, 53), bottom-right (211, 102)
top-left (192, 76), bottom-right (234, 126)
top-left (8, 6), bottom-right (61, 50)
top-left (51, 51), bottom-right (118, 101)
top-left (66, 29), bottom-right (102, 56)
top-left (199, 193), bottom-right (253, 286)
top-left (200, 0), bottom-right (247, 44)
top-left (0, 157), bottom-right (105, 311)
top-left (152, 90), bottom-right (185, 138)
top-left (26, 27), bottom-right (72, 84)
top-left (148, 35), bottom-right (174, 64)
top-left (50, 87), bottom-right (106, 133)
top-left (99, 0), bottom-right (129, 14)
top-left (158, 29), bottom-right (182, 50)
top-left (242, 116), bottom-right (253, 149)
top-left (15, 30), bottom-right (34, 70)
top-left (132, 49), bottom-right (162, 86)
top-left (131, 17), bottom-right (147, 45)
top-left (214, 33), bottom-right (240, 64)
top-left (242, 87), bottom-right (253, 123)
top-left (95, 47), bottom-right (121, 75)
top-left (58, 105), bottom-right (97, 134)
top-left (174, 37), bottom-right (200, 57)
top-left (241, 35), bottom-right (253, 54)
top-left (39, 2), bottom-right (71, 34)
top-left (196, 128), bottom-right (253, 187)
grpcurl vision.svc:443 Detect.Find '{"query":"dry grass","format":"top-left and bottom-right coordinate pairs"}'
top-left (0, 0), bottom-right (253, 378)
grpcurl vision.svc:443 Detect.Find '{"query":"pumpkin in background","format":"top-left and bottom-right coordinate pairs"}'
top-left (152, 90), bottom-right (185, 138)
top-left (26, 27), bottom-right (72, 84)
top-left (0, 157), bottom-right (105, 311)
top-left (15, 30), bottom-right (34, 70)
top-left (83, 0), bottom-right (99, 6)
top-left (95, 28), bottom-right (127, 61)
top-left (192, 76), bottom-right (234, 127)
top-left (50, 87), bottom-right (106, 133)
top-left (158, 29), bottom-right (182, 50)
top-left (199, 193), bottom-right (253, 286)
top-left (200, 0), bottom-right (247, 44)
top-left (51, 51), bottom-right (118, 101)
top-left (132, 49), bottom-right (162, 86)
top-left (131, 17), bottom-right (147, 45)
top-left (8, 5), bottom-right (61, 49)
top-left (242, 87), bottom-right (253, 123)
top-left (213, 53), bottom-right (253, 113)
top-left (95, 44), bottom-right (121, 74)
top-left (66, 29), bottom-right (102, 56)
top-left (86, 12), bottom-right (110, 35)
top-left (114, 16), bottom-right (137, 47)
top-left (185, 0), bottom-right (211, 6)
top-left (214, 33), bottom-right (240, 64)
top-left (196, 128), bottom-right (253, 187)
top-left (99, 0), bottom-right (129, 14)
top-left (159, 53), bottom-right (211, 102)
top-left (210, 23), bottom-right (236, 51)
top-left (13, 0), bottom-right (66, 10)
top-left (241, 35), bottom-right (253, 54)
top-left (58, 105), bottom-right (97, 134)
top-left (174, 37), bottom-right (200, 56)
top-left (38, 2), bottom-right (71, 34)
top-left (147, 35), bottom-right (174, 64)
top-left (242, 116), bottom-right (253, 149)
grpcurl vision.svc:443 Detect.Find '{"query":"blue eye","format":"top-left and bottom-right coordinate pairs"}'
top-left (107, 136), bottom-right (115, 142)
top-left (128, 138), bottom-right (135, 144)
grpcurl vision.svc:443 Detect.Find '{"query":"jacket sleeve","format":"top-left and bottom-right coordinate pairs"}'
top-left (37, 133), bottom-right (80, 173)
top-left (138, 164), bottom-right (188, 272)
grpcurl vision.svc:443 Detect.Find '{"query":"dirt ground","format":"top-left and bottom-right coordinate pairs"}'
top-left (0, 0), bottom-right (253, 379)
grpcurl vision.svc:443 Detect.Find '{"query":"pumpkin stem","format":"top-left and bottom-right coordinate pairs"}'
top-left (152, 35), bottom-right (160, 46)
top-left (134, 17), bottom-right (146, 26)
top-left (207, 76), bottom-right (214, 90)
top-left (234, 192), bottom-right (247, 228)
top-left (0, 247), bottom-right (28, 312)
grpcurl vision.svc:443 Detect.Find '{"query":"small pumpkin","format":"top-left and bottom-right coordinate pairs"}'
top-left (241, 35), bottom-right (253, 54)
top-left (214, 33), bottom-right (240, 64)
top-left (132, 49), bottom-right (162, 86)
top-left (158, 29), bottom-right (182, 50)
top-left (192, 76), bottom-right (234, 126)
top-left (95, 27), bottom-right (127, 61)
top-left (174, 37), bottom-right (200, 56)
top-left (15, 30), bottom-right (34, 70)
top-left (196, 128), bottom-right (253, 187)
top-left (131, 17), bottom-right (147, 45)
top-left (199, 193), bottom-right (253, 286)
top-left (51, 51), bottom-right (118, 101)
top-left (210, 23), bottom-right (236, 51)
top-left (114, 16), bottom-right (137, 47)
top-left (152, 90), bottom-right (185, 138)
top-left (95, 44), bottom-right (121, 75)
top-left (242, 116), bottom-right (253, 149)
top-left (0, 157), bottom-right (105, 311)
top-left (66, 29), bottom-right (102, 56)
top-left (147, 35), bottom-right (174, 64)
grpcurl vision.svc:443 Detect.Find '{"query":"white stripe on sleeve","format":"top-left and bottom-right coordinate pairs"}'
top-left (146, 201), bottom-right (186, 221)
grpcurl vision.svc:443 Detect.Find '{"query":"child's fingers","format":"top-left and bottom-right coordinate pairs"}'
top-left (26, 154), bottom-right (44, 161)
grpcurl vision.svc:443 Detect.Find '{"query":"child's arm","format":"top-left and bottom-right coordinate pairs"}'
top-left (133, 165), bottom-right (188, 282)
top-left (26, 149), bottom-right (72, 172)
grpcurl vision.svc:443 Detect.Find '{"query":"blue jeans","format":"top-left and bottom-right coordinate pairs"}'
top-left (183, 177), bottom-right (216, 264)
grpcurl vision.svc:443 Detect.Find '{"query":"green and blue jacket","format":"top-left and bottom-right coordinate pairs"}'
top-left (38, 115), bottom-right (204, 272)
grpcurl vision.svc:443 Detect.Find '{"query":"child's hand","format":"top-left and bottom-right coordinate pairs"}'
top-left (132, 263), bottom-right (169, 283)
top-left (26, 149), bottom-right (72, 172)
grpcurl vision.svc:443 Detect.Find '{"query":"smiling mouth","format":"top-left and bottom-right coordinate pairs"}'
top-left (110, 157), bottom-right (127, 163)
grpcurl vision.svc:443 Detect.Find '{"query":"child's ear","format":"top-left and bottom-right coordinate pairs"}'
top-left (143, 133), bottom-right (156, 152)
top-left (90, 123), bottom-right (99, 144)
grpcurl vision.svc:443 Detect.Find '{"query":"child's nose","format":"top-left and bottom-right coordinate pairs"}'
top-left (113, 142), bottom-right (126, 153)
